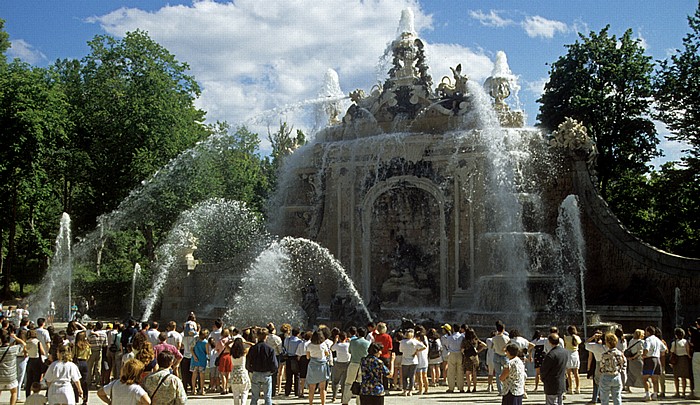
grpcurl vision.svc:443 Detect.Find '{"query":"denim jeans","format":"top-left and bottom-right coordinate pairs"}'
top-left (401, 364), bottom-right (417, 391)
top-left (599, 373), bottom-right (622, 405)
top-left (251, 371), bottom-right (273, 405)
top-left (493, 353), bottom-right (507, 395)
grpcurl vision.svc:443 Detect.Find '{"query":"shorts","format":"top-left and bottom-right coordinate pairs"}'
top-left (416, 367), bottom-right (427, 373)
top-left (0, 381), bottom-right (18, 390)
top-left (642, 357), bottom-right (661, 375)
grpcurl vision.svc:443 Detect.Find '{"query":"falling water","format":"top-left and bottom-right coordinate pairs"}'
top-left (29, 213), bottom-right (72, 320)
top-left (554, 195), bottom-right (587, 334)
top-left (131, 263), bottom-right (141, 317)
top-left (140, 198), bottom-right (264, 321)
top-left (465, 79), bottom-right (533, 325)
top-left (226, 236), bottom-right (371, 327)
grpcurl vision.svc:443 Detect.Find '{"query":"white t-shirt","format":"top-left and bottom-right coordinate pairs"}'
top-left (166, 330), bottom-right (182, 349)
top-left (672, 339), bottom-right (689, 356)
top-left (492, 334), bottom-right (510, 355)
top-left (417, 337), bottom-right (429, 369)
top-left (306, 342), bottom-right (330, 360)
top-left (643, 335), bottom-right (666, 358)
top-left (146, 329), bottom-right (160, 347)
top-left (400, 338), bottom-right (426, 366)
top-left (332, 341), bottom-right (351, 363)
top-left (103, 380), bottom-right (148, 405)
top-left (36, 327), bottom-right (51, 352)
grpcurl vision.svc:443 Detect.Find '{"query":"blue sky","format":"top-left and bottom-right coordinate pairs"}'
top-left (1, 0), bottom-right (696, 165)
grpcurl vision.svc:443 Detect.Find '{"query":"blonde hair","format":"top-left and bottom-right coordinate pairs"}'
top-left (404, 329), bottom-right (415, 339)
top-left (634, 329), bottom-right (645, 340)
top-left (120, 359), bottom-right (145, 385)
top-left (604, 333), bottom-right (618, 349)
top-left (377, 322), bottom-right (387, 334)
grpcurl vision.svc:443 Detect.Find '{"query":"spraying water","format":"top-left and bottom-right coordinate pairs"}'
top-left (29, 213), bottom-right (72, 320)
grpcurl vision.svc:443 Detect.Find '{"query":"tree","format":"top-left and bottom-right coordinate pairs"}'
top-left (538, 26), bottom-right (659, 197)
top-left (655, 2), bottom-right (700, 169)
top-left (0, 60), bottom-right (70, 296)
top-left (651, 2), bottom-right (700, 257)
top-left (68, 30), bottom-right (209, 232)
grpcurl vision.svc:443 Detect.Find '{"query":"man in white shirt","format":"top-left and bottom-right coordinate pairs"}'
top-left (642, 326), bottom-right (666, 401)
top-left (35, 318), bottom-right (51, 355)
top-left (146, 321), bottom-right (161, 347)
top-left (492, 321), bottom-right (511, 395)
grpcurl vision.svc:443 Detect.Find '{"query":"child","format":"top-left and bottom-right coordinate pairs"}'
top-left (191, 329), bottom-right (209, 395)
top-left (499, 343), bottom-right (525, 405)
top-left (25, 382), bottom-right (48, 405)
top-left (208, 337), bottom-right (220, 393)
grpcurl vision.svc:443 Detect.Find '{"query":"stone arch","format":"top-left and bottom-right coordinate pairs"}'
top-left (361, 175), bottom-right (448, 306)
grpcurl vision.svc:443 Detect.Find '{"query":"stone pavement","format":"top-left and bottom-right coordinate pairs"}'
top-left (3, 378), bottom-right (695, 404)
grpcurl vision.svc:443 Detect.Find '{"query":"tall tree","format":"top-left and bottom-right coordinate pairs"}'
top-left (652, 2), bottom-right (700, 257)
top-left (0, 60), bottom-right (70, 296)
top-left (538, 26), bottom-right (659, 197)
top-left (72, 30), bottom-right (209, 231)
top-left (655, 2), bottom-right (700, 169)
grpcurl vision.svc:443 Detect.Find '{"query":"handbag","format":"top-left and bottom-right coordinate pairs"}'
top-left (351, 381), bottom-right (361, 395)
top-left (669, 341), bottom-right (678, 365)
top-left (624, 340), bottom-right (641, 358)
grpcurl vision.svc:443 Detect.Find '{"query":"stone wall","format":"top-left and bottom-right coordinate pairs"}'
top-left (570, 160), bottom-right (700, 334)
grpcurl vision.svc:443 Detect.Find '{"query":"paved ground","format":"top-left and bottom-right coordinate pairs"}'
top-left (5, 378), bottom-right (691, 404)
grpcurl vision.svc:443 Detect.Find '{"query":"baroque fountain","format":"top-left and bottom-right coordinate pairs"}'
top-left (268, 9), bottom-right (591, 329)
top-left (33, 9), bottom-right (699, 334)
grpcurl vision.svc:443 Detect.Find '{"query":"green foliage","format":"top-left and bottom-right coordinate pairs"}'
top-left (655, 3), bottom-right (700, 167)
top-left (0, 60), bottom-right (70, 295)
top-left (266, 122), bottom-right (307, 191)
top-left (0, 19), bottom-right (10, 65)
top-left (538, 26), bottom-right (659, 197)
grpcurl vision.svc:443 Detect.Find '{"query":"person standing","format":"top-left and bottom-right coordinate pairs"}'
top-left (597, 333), bottom-right (626, 405)
top-left (541, 333), bottom-right (568, 405)
top-left (398, 328), bottom-right (426, 396)
top-left (499, 343), bottom-right (526, 405)
top-left (229, 338), bottom-right (251, 405)
top-left (373, 323), bottom-right (394, 393)
top-left (492, 321), bottom-right (511, 395)
top-left (44, 344), bottom-right (83, 405)
top-left (641, 325), bottom-right (666, 401)
top-left (625, 329), bottom-right (645, 393)
top-left (330, 331), bottom-right (350, 402)
top-left (564, 325), bottom-right (582, 394)
top-left (142, 351), bottom-right (187, 405)
top-left (264, 323), bottom-right (283, 397)
top-left (443, 323), bottom-right (465, 393)
top-left (284, 327), bottom-right (303, 397)
top-left (0, 329), bottom-right (26, 405)
top-left (688, 317), bottom-right (700, 400)
top-left (360, 343), bottom-right (391, 405)
top-left (305, 330), bottom-right (332, 405)
top-left (342, 327), bottom-right (370, 405)
top-left (87, 322), bottom-right (108, 388)
top-left (246, 328), bottom-right (278, 405)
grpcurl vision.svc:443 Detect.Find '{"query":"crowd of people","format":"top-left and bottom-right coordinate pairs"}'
top-left (0, 311), bottom-right (698, 405)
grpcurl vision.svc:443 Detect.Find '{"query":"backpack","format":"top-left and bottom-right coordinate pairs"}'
top-left (428, 339), bottom-right (441, 359)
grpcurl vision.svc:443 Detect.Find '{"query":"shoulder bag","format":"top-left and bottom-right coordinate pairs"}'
top-left (624, 340), bottom-right (641, 358)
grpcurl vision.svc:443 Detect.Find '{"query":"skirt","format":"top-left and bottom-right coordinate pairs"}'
top-left (567, 351), bottom-right (580, 369)
top-left (533, 346), bottom-right (545, 369)
top-left (626, 357), bottom-right (644, 388)
top-left (305, 357), bottom-right (330, 385)
top-left (230, 364), bottom-right (250, 385)
top-left (218, 352), bottom-right (233, 373)
top-left (672, 355), bottom-right (691, 378)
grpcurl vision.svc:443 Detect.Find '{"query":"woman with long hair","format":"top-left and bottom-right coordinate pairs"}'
top-left (135, 341), bottom-right (156, 383)
top-left (426, 328), bottom-right (442, 388)
top-left (462, 328), bottom-right (487, 393)
top-left (230, 337), bottom-right (251, 405)
top-left (73, 331), bottom-right (91, 405)
top-left (217, 328), bottom-right (233, 395)
top-left (670, 327), bottom-right (691, 398)
top-left (565, 325), bottom-right (582, 394)
top-left (414, 327), bottom-right (430, 395)
top-left (24, 329), bottom-right (44, 400)
top-left (97, 359), bottom-right (150, 404)
top-left (528, 330), bottom-right (546, 392)
top-left (305, 330), bottom-right (332, 405)
top-left (44, 344), bottom-right (83, 405)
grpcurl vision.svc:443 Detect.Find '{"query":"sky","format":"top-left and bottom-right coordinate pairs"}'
top-left (1, 0), bottom-right (696, 167)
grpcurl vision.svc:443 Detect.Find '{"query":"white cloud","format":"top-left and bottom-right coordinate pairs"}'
top-left (8, 39), bottom-right (47, 64)
top-left (89, 0), bottom-right (472, 148)
top-left (525, 77), bottom-right (548, 97)
top-left (522, 15), bottom-right (569, 39)
top-left (635, 31), bottom-right (648, 50)
top-left (469, 10), bottom-right (514, 28)
top-left (650, 120), bottom-right (691, 169)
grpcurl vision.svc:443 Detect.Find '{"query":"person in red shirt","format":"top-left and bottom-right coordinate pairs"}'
top-left (374, 322), bottom-right (394, 390)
